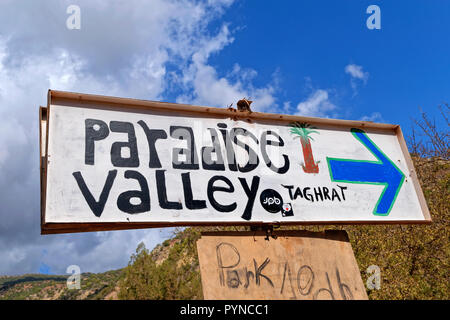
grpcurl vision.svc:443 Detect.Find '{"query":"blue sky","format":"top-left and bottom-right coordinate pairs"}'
top-left (161, 0), bottom-right (450, 137)
top-left (194, 0), bottom-right (449, 127)
top-left (0, 0), bottom-right (448, 276)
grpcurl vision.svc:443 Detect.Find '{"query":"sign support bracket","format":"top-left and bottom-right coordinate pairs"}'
top-left (249, 224), bottom-right (279, 240)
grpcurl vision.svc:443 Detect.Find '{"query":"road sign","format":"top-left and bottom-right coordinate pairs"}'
top-left (40, 90), bottom-right (430, 234)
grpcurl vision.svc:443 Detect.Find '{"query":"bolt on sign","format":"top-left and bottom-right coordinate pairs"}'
top-left (196, 230), bottom-right (368, 300)
top-left (40, 90), bottom-right (430, 234)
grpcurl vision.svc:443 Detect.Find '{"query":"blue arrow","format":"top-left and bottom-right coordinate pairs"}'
top-left (326, 128), bottom-right (405, 216)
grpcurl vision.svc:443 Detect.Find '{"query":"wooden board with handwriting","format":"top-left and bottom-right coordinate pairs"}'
top-left (197, 230), bottom-right (368, 300)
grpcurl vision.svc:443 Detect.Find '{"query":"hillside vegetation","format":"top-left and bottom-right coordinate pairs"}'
top-left (117, 153), bottom-right (449, 300)
top-left (118, 106), bottom-right (449, 300)
top-left (0, 271), bottom-right (122, 300)
top-left (1, 107), bottom-right (448, 300)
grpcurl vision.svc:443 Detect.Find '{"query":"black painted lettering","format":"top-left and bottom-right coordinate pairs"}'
top-left (297, 265), bottom-right (314, 296)
top-left (243, 267), bottom-right (254, 289)
top-left (280, 262), bottom-right (296, 299)
top-left (230, 128), bottom-right (259, 173)
top-left (313, 272), bottom-right (335, 300)
top-left (207, 176), bottom-right (236, 212)
top-left (110, 121), bottom-right (139, 167)
top-left (85, 119), bottom-right (109, 165)
top-left (282, 185), bottom-right (295, 200)
top-left (226, 270), bottom-right (241, 288)
top-left (181, 172), bottom-right (206, 209)
top-left (323, 187), bottom-right (331, 200)
top-left (238, 176), bottom-right (260, 221)
top-left (217, 123), bottom-right (238, 171)
top-left (137, 120), bottom-right (167, 168)
top-left (216, 242), bottom-right (240, 286)
top-left (303, 187), bottom-right (314, 202)
top-left (337, 185), bottom-right (348, 201)
top-left (202, 128), bottom-right (225, 171)
top-left (314, 187), bottom-right (324, 202)
top-left (73, 170), bottom-right (117, 217)
top-left (117, 170), bottom-right (150, 214)
top-left (254, 258), bottom-right (274, 287)
top-left (331, 188), bottom-right (341, 201)
top-left (336, 268), bottom-right (353, 300)
top-left (260, 130), bottom-right (289, 174)
top-left (171, 126), bottom-right (199, 170)
top-left (294, 187), bottom-right (303, 199)
top-left (155, 170), bottom-right (182, 210)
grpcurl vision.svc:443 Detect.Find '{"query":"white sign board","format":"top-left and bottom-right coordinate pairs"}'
top-left (40, 91), bottom-right (430, 234)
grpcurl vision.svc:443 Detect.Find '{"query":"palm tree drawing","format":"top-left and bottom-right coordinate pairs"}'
top-left (290, 122), bottom-right (320, 174)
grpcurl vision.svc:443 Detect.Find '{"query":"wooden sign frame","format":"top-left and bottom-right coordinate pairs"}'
top-left (40, 90), bottom-right (431, 234)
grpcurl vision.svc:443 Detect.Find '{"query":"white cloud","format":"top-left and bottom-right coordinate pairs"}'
top-left (175, 25), bottom-right (276, 111)
top-left (345, 64), bottom-right (369, 81)
top-left (345, 63), bottom-right (369, 96)
top-left (0, 0), bottom-right (279, 275)
top-left (0, 36), bottom-right (170, 275)
top-left (295, 89), bottom-right (337, 117)
top-left (360, 112), bottom-right (383, 122)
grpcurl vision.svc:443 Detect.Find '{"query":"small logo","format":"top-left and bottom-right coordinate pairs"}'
top-left (260, 189), bottom-right (283, 213)
top-left (281, 203), bottom-right (294, 217)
